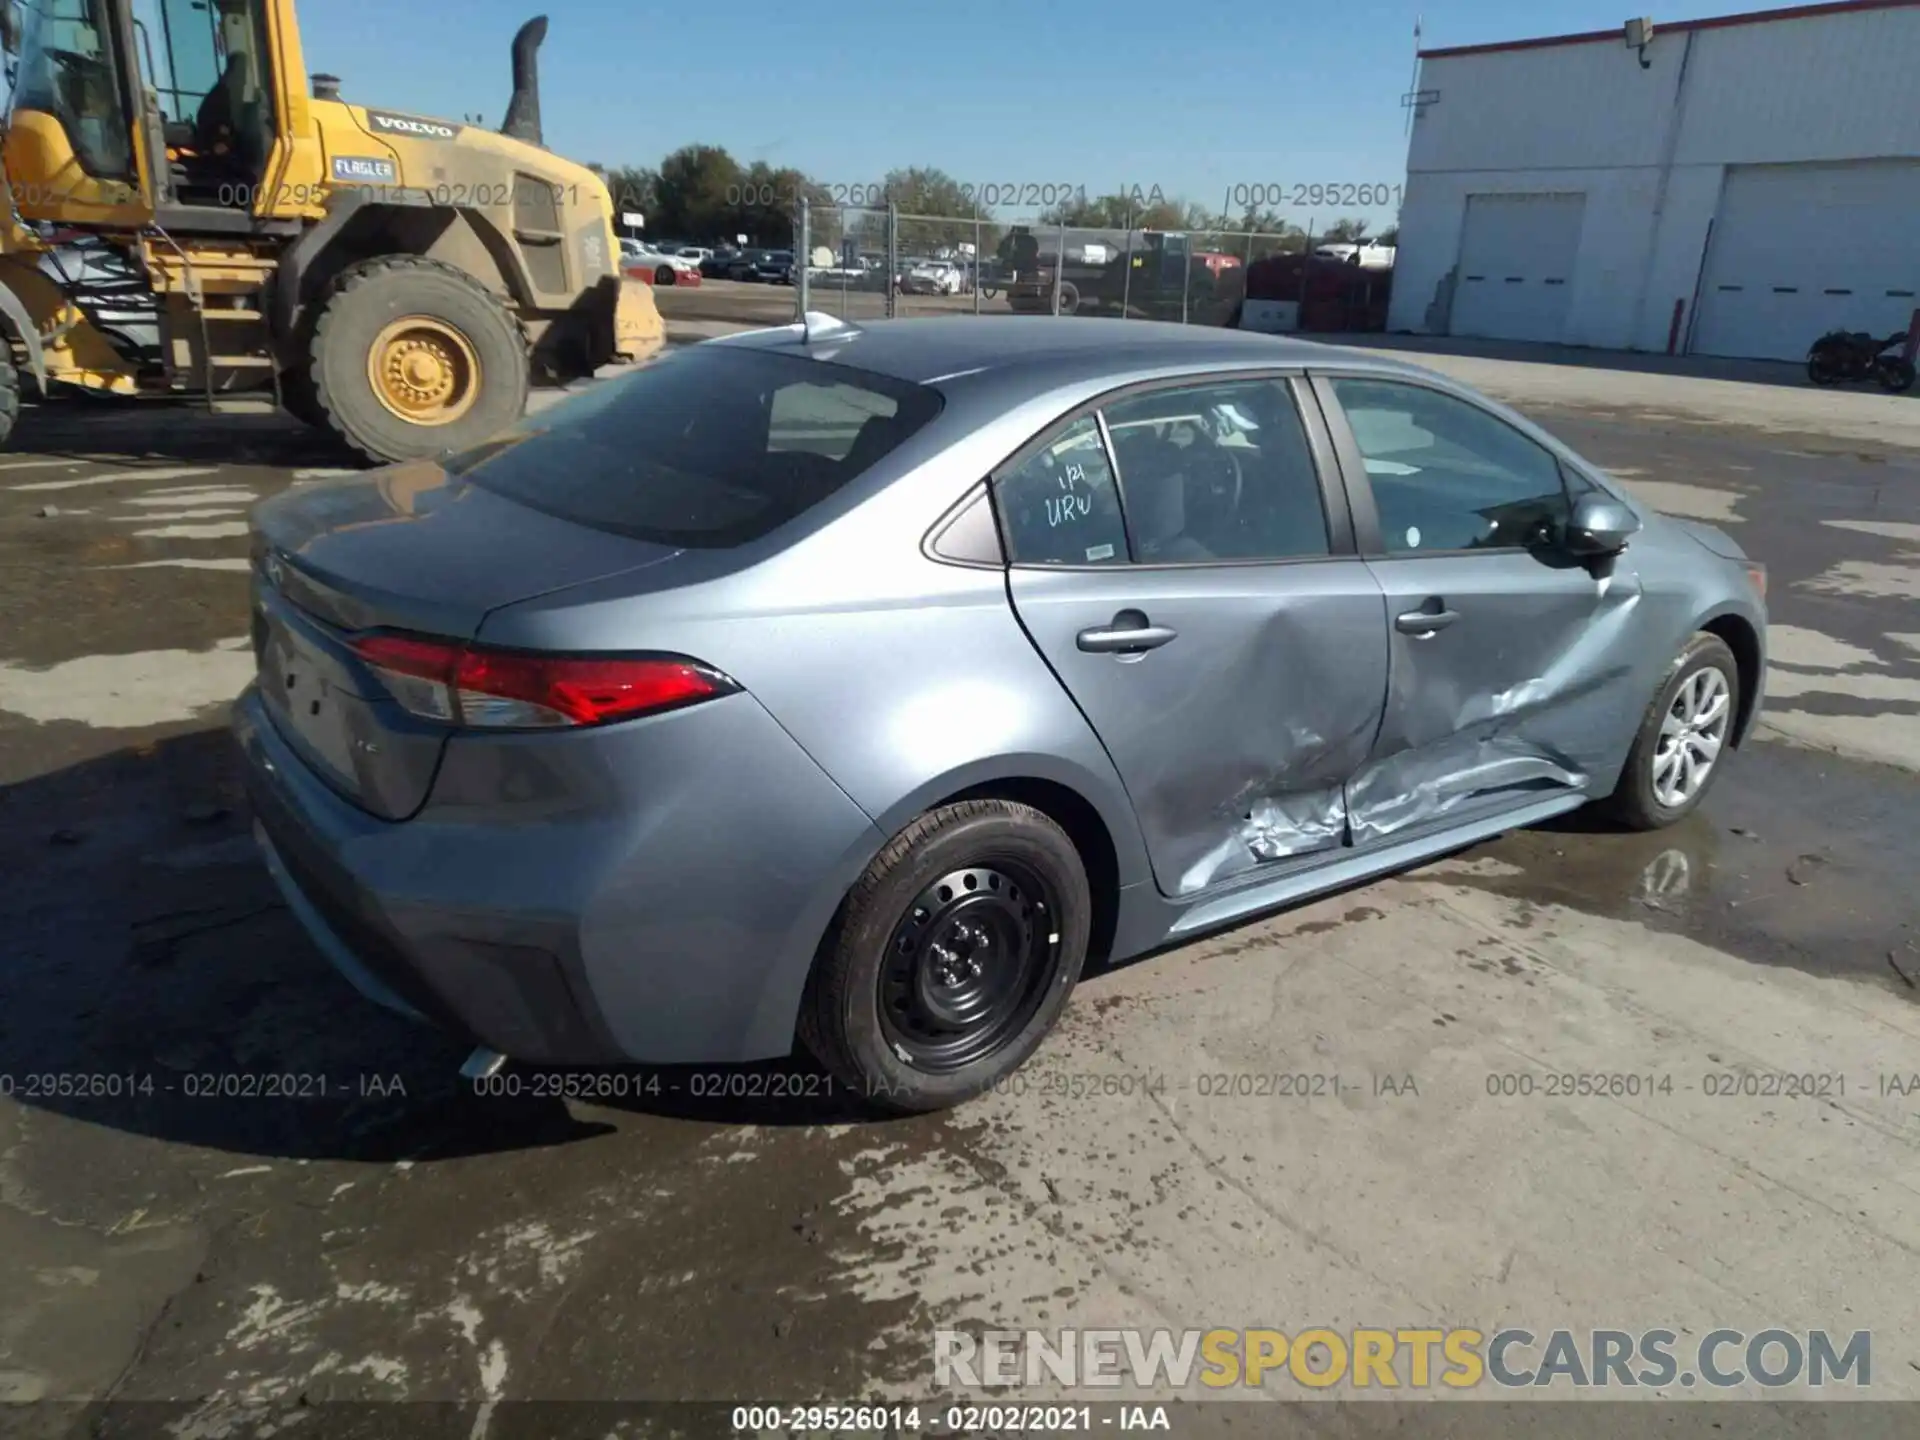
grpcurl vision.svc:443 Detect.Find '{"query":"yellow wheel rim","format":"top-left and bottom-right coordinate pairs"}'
top-left (367, 316), bottom-right (482, 426)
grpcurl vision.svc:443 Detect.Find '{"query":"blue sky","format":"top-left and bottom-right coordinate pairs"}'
top-left (300, 0), bottom-right (1763, 226)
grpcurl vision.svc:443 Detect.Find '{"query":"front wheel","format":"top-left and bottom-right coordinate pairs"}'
top-left (799, 800), bottom-right (1091, 1114)
top-left (1598, 632), bottom-right (1741, 831)
top-left (1876, 356), bottom-right (1916, 393)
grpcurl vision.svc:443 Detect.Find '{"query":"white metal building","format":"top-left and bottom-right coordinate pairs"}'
top-left (1389, 0), bottom-right (1920, 360)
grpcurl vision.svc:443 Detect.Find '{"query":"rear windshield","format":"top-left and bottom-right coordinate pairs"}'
top-left (449, 346), bottom-right (943, 548)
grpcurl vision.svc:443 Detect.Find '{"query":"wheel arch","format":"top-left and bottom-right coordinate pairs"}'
top-left (1697, 608), bottom-right (1764, 747)
top-left (785, 757), bottom-right (1144, 1049)
top-left (273, 198), bottom-right (531, 355)
top-left (0, 272), bottom-right (50, 394)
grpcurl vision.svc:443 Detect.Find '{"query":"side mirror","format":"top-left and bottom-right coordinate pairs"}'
top-left (1564, 492), bottom-right (1642, 557)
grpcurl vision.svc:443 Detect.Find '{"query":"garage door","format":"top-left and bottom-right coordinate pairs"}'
top-left (1692, 161), bottom-right (1920, 362)
top-left (1449, 193), bottom-right (1587, 344)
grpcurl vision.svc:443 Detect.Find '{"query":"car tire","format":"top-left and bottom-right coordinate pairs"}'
top-left (310, 255), bottom-right (529, 465)
top-left (1599, 632), bottom-right (1741, 831)
top-left (654, 265), bottom-right (674, 286)
top-left (799, 800), bottom-right (1091, 1115)
top-left (1056, 282), bottom-right (1080, 316)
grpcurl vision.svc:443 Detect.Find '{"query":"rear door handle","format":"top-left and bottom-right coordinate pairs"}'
top-left (1395, 607), bottom-right (1460, 636)
top-left (1077, 610), bottom-right (1178, 654)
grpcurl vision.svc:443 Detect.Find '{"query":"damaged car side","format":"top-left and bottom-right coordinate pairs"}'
top-left (237, 318), bottom-right (1766, 1114)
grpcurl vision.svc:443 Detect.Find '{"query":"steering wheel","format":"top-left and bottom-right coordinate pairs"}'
top-left (1185, 440), bottom-right (1243, 518)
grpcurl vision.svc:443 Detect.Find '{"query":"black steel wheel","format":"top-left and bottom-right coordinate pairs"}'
top-left (877, 861), bottom-right (1062, 1072)
top-left (800, 800), bottom-right (1091, 1114)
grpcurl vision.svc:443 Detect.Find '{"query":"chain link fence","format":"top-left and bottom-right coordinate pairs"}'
top-left (791, 199), bottom-right (1387, 332)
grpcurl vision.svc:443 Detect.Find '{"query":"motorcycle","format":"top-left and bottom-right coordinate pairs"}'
top-left (1806, 328), bottom-right (1916, 392)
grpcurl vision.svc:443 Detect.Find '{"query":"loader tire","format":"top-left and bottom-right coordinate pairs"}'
top-left (0, 351), bottom-right (18, 448)
top-left (279, 362), bottom-right (325, 429)
top-left (310, 255), bottom-right (528, 465)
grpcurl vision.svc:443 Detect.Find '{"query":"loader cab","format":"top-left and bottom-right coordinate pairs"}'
top-left (2, 0), bottom-right (281, 221)
top-left (136, 0), bottom-right (277, 205)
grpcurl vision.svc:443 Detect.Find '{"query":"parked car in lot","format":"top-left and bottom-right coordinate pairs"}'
top-left (900, 258), bottom-right (968, 296)
top-left (726, 249), bottom-right (780, 281)
top-left (619, 239), bottom-right (701, 285)
top-left (702, 248), bottom-right (744, 279)
top-left (239, 319), bottom-right (1767, 1113)
top-left (755, 250), bottom-right (795, 284)
top-left (1313, 238), bottom-right (1397, 269)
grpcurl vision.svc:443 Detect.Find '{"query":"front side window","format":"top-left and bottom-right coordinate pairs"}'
top-left (1330, 378), bottom-right (1572, 555)
top-left (1102, 377), bottom-right (1329, 564)
top-left (13, 0), bottom-right (134, 180)
top-left (453, 346), bottom-right (943, 548)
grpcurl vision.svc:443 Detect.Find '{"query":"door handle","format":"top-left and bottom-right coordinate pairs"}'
top-left (1077, 610), bottom-right (1178, 654)
top-left (1395, 607), bottom-right (1460, 636)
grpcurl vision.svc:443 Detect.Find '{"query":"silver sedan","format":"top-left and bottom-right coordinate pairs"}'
top-left (237, 318), bottom-right (1767, 1113)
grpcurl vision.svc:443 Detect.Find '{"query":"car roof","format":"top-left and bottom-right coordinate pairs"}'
top-left (709, 316), bottom-right (1442, 389)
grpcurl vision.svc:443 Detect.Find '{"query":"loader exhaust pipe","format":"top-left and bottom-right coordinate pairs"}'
top-left (500, 15), bottom-right (547, 146)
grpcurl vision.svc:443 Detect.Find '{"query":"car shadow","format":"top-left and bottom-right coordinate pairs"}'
top-left (0, 726), bottom-right (896, 1165)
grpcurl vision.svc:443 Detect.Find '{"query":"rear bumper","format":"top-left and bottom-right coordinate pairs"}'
top-left (233, 684), bottom-right (883, 1066)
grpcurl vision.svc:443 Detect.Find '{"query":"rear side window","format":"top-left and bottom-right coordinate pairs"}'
top-left (451, 347), bottom-right (942, 547)
top-left (994, 415), bottom-right (1130, 566)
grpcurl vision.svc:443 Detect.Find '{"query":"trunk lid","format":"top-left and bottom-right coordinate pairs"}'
top-left (249, 461), bottom-right (684, 819)
top-left (252, 460), bottom-right (684, 639)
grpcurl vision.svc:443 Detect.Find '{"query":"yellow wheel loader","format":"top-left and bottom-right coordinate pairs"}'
top-left (0, 0), bottom-right (663, 463)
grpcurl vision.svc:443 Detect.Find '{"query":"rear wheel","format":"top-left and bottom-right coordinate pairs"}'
top-left (1806, 349), bottom-right (1843, 386)
top-left (1055, 281), bottom-right (1080, 316)
top-left (800, 800), bottom-right (1090, 1114)
top-left (309, 255), bottom-right (529, 465)
top-left (1599, 632), bottom-right (1740, 830)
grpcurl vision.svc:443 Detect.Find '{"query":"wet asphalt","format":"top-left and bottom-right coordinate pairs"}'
top-left (1, 350), bottom-right (1918, 1438)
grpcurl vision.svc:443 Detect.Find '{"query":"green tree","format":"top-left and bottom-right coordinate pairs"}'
top-left (878, 166), bottom-right (990, 254)
top-left (604, 165), bottom-right (658, 223)
top-left (1319, 217), bottom-right (1372, 243)
top-left (1038, 189), bottom-right (1188, 232)
top-left (652, 144), bottom-right (743, 243)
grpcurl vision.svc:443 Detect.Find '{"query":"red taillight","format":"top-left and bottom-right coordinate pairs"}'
top-left (349, 632), bottom-right (735, 730)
